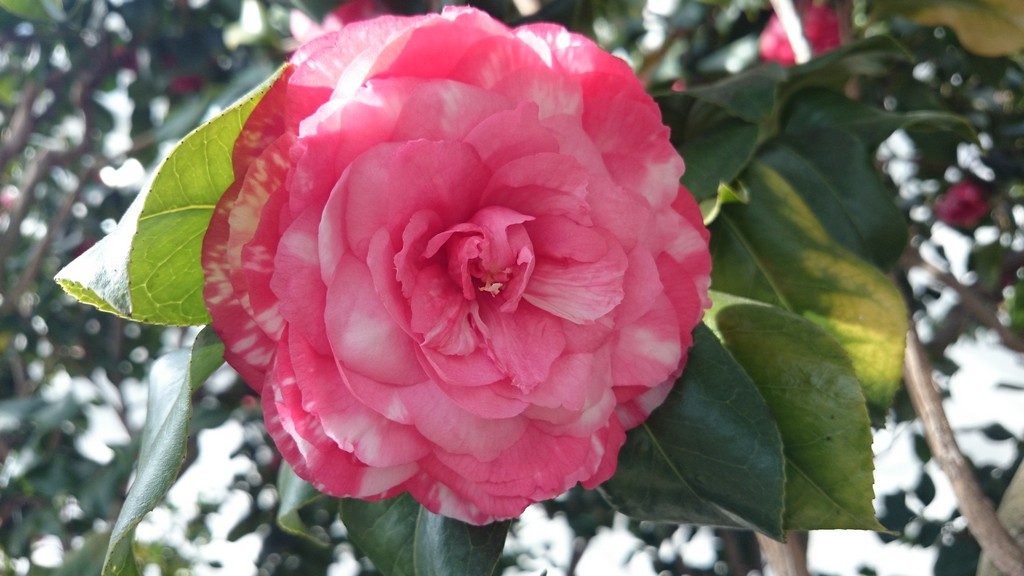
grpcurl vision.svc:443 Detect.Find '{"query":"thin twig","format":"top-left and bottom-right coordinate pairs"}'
top-left (567, 536), bottom-right (586, 575)
top-left (756, 532), bottom-right (810, 576)
top-left (768, 0), bottom-right (812, 64)
top-left (904, 326), bottom-right (1024, 575)
top-left (901, 248), bottom-right (1024, 355)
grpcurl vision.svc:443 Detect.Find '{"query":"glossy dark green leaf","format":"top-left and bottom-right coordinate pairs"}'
top-left (602, 324), bottom-right (786, 539)
top-left (102, 327), bottom-right (224, 576)
top-left (188, 326), bottom-right (225, 393)
top-left (713, 303), bottom-right (883, 531)
top-left (341, 496), bottom-right (509, 576)
top-left (341, 495), bottom-right (419, 576)
top-left (782, 88), bottom-right (976, 150)
top-left (784, 36), bottom-right (910, 96)
top-left (413, 508), bottom-right (510, 576)
top-left (659, 96), bottom-right (759, 202)
top-left (56, 66), bottom-right (286, 325)
top-left (710, 161), bottom-right (907, 409)
top-left (758, 130), bottom-right (907, 269)
top-left (276, 463), bottom-right (327, 545)
top-left (683, 64), bottom-right (785, 124)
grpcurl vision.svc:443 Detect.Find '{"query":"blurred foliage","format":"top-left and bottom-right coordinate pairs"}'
top-left (1, 0), bottom-right (1023, 575)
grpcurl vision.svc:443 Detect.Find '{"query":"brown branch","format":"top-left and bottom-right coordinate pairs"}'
top-left (0, 147), bottom-right (61, 279)
top-left (567, 535), bottom-right (586, 575)
top-left (756, 532), bottom-right (810, 576)
top-left (0, 164), bottom-right (96, 316)
top-left (901, 248), bottom-right (1024, 355)
top-left (0, 80), bottom-right (42, 172)
top-left (0, 57), bottom-right (104, 288)
top-left (637, 28), bottom-right (687, 85)
top-left (718, 529), bottom-right (760, 575)
top-left (835, 0), bottom-right (855, 45)
top-left (904, 326), bottom-right (1024, 575)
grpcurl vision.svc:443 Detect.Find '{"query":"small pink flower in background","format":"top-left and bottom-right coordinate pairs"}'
top-left (204, 7), bottom-right (711, 525)
top-left (0, 188), bottom-right (18, 211)
top-left (759, 3), bottom-right (841, 66)
top-left (169, 75), bottom-right (205, 95)
top-left (289, 0), bottom-right (383, 43)
top-left (935, 180), bottom-right (990, 228)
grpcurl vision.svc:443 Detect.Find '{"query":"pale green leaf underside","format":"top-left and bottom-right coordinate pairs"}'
top-left (102, 328), bottom-right (224, 576)
top-left (276, 463), bottom-right (328, 545)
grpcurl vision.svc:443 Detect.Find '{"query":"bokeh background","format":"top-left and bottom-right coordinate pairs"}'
top-left (1, 0), bottom-right (1023, 574)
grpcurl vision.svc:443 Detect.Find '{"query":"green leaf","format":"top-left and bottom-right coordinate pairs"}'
top-left (873, 0), bottom-right (1024, 57)
top-left (0, 0), bottom-right (64, 21)
top-left (602, 324), bottom-right (786, 539)
top-left (413, 509), bottom-right (510, 576)
top-left (341, 495), bottom-right (419, 576)
top-left (55, 66), bottom-right (286, 325)
top-left (102, 327), bottom-right (224, 576)
top-left (758, 130), bottom-right (907, 269)
top-left (53, 531), bottom-right (109, 576)
top-left (683, 64), bottom-right (786, 124)
top-left (699, 181), bottom-right (750, 225)
top-left (659, 96), bottom-right (759, 202)
top-left (713, 302), bottom-right (883, 531)
top-left (784, 36), bottom-right (911, 95)
top-left (782, 88), bottom-right (976, 150)
top-left (188, 326), bottom-right (225, 392)
top-left (709, 161), bottom-right (907, 410)
top-left (276, 463), bottom-right (327, 545)
top-left (341, 496), bottom-right (509, 576)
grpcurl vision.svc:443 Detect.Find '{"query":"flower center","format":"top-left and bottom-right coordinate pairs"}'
top-left (423, 206), bottom-right (535, 312)
top-left (473, 264), bottom-right (511, 295)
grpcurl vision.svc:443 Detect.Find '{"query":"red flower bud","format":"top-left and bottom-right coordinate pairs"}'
top-left (935, 180), bottom-right (990, 228)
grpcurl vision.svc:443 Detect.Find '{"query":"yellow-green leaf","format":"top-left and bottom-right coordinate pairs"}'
top-left (710, 161), bottom-right (908, 410)
top-left (874, 0), bottom-right (1024, 57)
top-left (713, 302), bottom-right (884, 531)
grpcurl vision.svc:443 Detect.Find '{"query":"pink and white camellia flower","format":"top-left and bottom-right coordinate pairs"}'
top-left (203, 7), bottom-right (711, 525)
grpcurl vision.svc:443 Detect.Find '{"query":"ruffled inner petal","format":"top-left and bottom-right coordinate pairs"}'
top-left (340, 140), bottom-right (489, 258)
top-left (477, 302), bottom-right (565, 393)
